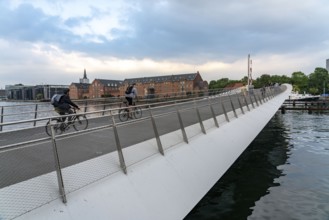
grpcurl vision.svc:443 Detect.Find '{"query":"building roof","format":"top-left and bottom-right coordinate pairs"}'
top-left (225, 83), bottom-right (244, 89)
top-left (94, 79), bottom-right (123, 87)
top-left (124, 73), bottom-right (199, 84)
top-left (71, 83), bottom-right (90, 89)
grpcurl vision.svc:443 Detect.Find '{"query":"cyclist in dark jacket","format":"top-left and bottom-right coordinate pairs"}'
top-left (55, 89), bottom-right (80, 123)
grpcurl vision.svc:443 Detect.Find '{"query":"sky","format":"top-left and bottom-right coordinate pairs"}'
top-left (0, 0), bottom-right (329, 89)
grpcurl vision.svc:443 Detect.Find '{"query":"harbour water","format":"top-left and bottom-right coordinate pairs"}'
top-left (185, 111), bottom-right (329, 219)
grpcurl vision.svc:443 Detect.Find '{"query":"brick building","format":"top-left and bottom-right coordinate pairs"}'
top-left (89, 79), bottom-right (123, 98)
top-left (69, 69), bottom-right (91, 99)
top-left (69, 83), bottom-right (90, 99)
top-left (120, 72), bottom-right (208, 97)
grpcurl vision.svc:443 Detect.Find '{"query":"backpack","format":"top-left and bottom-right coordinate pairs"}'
top-left (51, 94), bottom-right (63, 107)
top-left (125, 85), bottom-right (133, 95)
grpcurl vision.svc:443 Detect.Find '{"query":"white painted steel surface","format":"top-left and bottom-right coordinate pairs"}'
top-left (10, 85), bottom-right (291, 220)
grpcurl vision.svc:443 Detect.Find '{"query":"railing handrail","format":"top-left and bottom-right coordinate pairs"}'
top-left (0, 88), bottom-right (229, 108)
top-left (0, 89), bottom-right (237, 128)
top-left (0, 85), bottom-right (283, 146)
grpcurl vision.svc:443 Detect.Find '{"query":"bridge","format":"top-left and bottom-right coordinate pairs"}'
top-left (0, 85), bottom-right (291, 220)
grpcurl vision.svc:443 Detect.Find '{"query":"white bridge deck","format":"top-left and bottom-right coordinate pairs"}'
top-left (0, 85), bottom-right (291, 220)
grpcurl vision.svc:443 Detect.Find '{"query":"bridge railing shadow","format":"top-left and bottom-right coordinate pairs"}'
top-left (0, 85), bottom-right (286, 220)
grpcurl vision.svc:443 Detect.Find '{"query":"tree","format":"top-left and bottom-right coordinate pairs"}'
top-left (36, 93), bottom-right (43, 100)
top-left (240, 76), bottom-right (248, 85)
top-left (291, 71), bottom-right (308, 93)
top-left (253, 74), bottom-right (271, 88)
top-left (308, 67), bottom-right (329, 95)
top-left (309, 87), bottom-right (318, 95)
top-left (274, 75), bottom-right (291, 84)
top-left (208, 78), bottom-right (231, 89)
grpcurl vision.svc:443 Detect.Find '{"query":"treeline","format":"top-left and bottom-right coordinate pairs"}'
top-left (209, 67), bottom-right (329, 95)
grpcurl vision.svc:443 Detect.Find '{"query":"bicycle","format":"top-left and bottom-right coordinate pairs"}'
top-left (118, 101), bottom-right (142, 122)
top-left (45, 108), bottom-right (88, 136)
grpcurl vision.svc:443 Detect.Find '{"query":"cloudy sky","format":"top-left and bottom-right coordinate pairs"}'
top-left (0, 0), bottom-right (328, 89)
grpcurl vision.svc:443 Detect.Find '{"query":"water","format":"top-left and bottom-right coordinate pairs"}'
top-left (185, 111), bottom-right (329, 220)
top-left (0, 101), bottom-right (53, 131)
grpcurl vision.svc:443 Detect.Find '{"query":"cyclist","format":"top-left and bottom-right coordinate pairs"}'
top-left (55, 88), bottom-right (80, 124)
top-left (125, 83), bottom-right (138, 118)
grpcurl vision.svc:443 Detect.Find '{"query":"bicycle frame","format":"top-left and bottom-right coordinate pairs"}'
top-left (118, 101), bottom-right (142, 122)
top-left (45, 109), bottom-right (88, 136)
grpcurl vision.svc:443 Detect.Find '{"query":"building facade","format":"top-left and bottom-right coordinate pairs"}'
top-left (3, 72), bottom-right (209, 100)
top-left (69, 70), bottom-right (91, 99)
top-left (0, 89), bottom-right (5, 100)
top-left (89, 79), bottom-right (123, 98)
top-left (69, 83), bottom-right (90, 99)
top-left (326, 59), bottom-right (329, 72)
top-left (120, 72), bottom-right (208, 98)
top-left (5, 84), bottom-right (69, 100)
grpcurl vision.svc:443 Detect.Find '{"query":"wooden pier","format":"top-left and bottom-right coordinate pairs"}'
top-left (280, 99), bottom-right (329, 114)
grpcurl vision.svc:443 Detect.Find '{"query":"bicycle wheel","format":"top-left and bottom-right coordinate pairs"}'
top-left (133, 107), bottom-right (142, 119)
top-left (45, 119), bottom-right (63, 136)
top-left (73, 115), bottom-right (88, 131)
top-left (119, 109), bottom-right (129, 122)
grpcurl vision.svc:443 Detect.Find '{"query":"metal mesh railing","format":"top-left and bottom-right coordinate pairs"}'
top-left (0, 85), bottom-right (286, 219)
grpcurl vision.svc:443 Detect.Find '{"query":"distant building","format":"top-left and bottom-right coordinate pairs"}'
top-left (80, 69), bottom-right (90, 84)
top-left (70, 70), bottom-right (91, 99)
top-left (89, 79), bottom-right (123, 98)
top-left (0, 89), bottom-right (6, 100)
top-left (35, 85), bottom-right (69, 100)
top-left (5, 84), bottom-right (69, 100)
top-left (120, 72), bottom-right (208, 97)
top-left (69, 83), bottom-right (90, 99)
top-left (5, 84), bottom-right (34, 100)
top-left (326, 59), bottom-right (329, 72)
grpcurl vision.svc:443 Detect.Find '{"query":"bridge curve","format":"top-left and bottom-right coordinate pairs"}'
top-left (0, 84), bottom-right (291, 220)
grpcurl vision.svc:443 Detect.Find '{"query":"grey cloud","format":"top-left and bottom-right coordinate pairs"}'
top-left (1, 1), bottom-right (328, 64)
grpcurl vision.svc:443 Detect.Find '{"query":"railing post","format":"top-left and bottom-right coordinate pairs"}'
top-left (269, 87), bottom-right (274, 98)
top-left (194, 100), bottom-right (206, 134)
top-left (176, 108), bottom-right (188, 143)
top-left (110, 110), bottom-right (127, 174)
top-left (221, 101), bottom-right (230, 122)
top-left (208, 98), bottom-right (219, 128)
top-left (102, 103), bottom-right (106, 116)
top-left (263, 88), bottom-right (268, 99)
top-left (253, 93), bottom-right (260, 106)
top-left (228, 94), bottom-right (238, 118)
top-left (237, 95), bottom-right (244, 114)
top-left (0, 106), bottom-right (3, 131)
top-left (84, 100), bottom-right (88, 113)
top-left (149, 106), bottom-right (164, 155)
top-left (243, 94), bottom-right (250, 111)
top-left (257, 93), bottom-right (263, 105)
top-left (270, 87), bottom-right (275, 98)
top-left (249, 92), bottom-right (255, 109)
top-left (50, 125), bottom-right (67, 204)
top-left (235, 91), bottom-right (245, 115)
top-left (264, 88), bottom-right (269, 101)
top-left (33, 104), bottom-right (38, 127)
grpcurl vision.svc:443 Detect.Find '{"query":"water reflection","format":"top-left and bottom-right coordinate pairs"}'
top-left (185, 113), bottom-right (291, 220)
